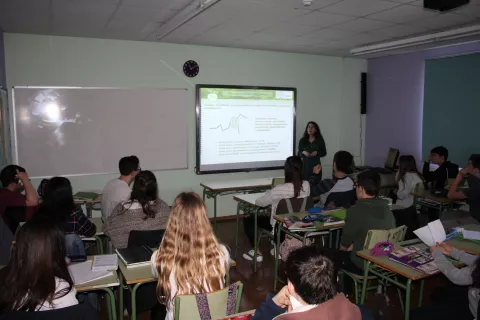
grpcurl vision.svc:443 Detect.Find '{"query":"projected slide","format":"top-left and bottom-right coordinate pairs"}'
top-left (197, 86), bottom-right (296, 174)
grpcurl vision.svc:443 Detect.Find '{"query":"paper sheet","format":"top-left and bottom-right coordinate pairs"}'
top-left (68, 261), bottom-right (111, 285)
top-left (462, 230), bottom-right (480, 240)
top-left (92, 254), bottom-right (118, 271)
top-left (413, 220), bottom-right (446, 247)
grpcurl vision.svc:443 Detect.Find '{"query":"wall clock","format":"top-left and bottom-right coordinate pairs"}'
top-left (183, 60), bottom-right (199, 78)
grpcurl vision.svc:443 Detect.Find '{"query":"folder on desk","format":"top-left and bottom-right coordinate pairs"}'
top-left (116, 246), bottom-right (153, 268)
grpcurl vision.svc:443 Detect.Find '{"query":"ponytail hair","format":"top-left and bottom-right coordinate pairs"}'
top-left (284, 156), bottom-right (304, 198)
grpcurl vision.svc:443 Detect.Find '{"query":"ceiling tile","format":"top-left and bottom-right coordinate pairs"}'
top-left (279, 36), bottom-right (319, 46)
top-left (242, 32), bottom-right (290, 43)
top-left (0, 10), bottom-right (49, 33)
top-left (453, 4), bottom-right (480, 18)
top-left (261, 0), bottom-right (343, 10)
top-left (113, 6), bottom-right (176, 23)
top-left (370, 24), bottom-right (428, 37)
top-left (0, 0), bottom-right (50, 11)
top-left (367, 4), bottom-right (438, 23)
top-left (293, 11), bottom-right (356, 27)
top-left (189, 35), bottom-right (236, 47)
top-left (122, 0), bottom-right (190, 11)
top-left (332, 18), bottom-right (395, 32)
top-left (321, 0), bottom-right (401, 17)
top-left (260, 23), bottom-right (320, 36)
top-left (157, 22), bottom-right (204, 41)
top-left (303, 28), bottom-right (362, 41)
top-left (409, 12), bottom-right (475, 30)
top-left (199, 24), bottom-right (254, 41)
top-left (381, 0), bottom-right (416, 3)
top-left (52, 1), bottom-right (117, 21)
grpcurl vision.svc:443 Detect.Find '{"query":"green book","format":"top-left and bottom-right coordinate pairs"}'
top-left (74, 192), bottom-right (99, 201)
top-left (327, 209), bottom-right (347, 220)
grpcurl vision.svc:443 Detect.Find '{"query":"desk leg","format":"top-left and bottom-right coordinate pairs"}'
top-left (404, 279), bottom-right (412, 320)
top-left (418, 279), bottom-right (424, 307)
top-left (95, 236), bottom-right (103, 255)
top-left (118, 272), bottom-right (124, 319)
top-left (103, 288), bottom-right (117, 320)
top-left (234, 203), bottom-right (241, 260)
top-left (86, 203), bottom-right (93, 218)
top-left (202, 188), bottom-right (206, 201)
top-left (360, 261), bottom-right (371, 304)
top-left (253, 208), bottom-right (259, 273)
top-left (273, 222), bottom-right (281, 292)
top-left (131, 283), bottom-right (142, 320)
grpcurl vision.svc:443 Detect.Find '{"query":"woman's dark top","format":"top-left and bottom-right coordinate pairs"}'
top-left (298, 136), bottom-right (327, 180)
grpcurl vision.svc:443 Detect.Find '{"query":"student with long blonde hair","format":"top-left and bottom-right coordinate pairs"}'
top-left (150, 192), bottom-right (230, 320)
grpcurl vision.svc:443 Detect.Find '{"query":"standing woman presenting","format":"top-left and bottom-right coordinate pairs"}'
top-left (298, 121), bottom-right (327, 180)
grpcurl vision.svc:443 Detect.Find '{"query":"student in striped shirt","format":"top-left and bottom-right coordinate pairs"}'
top-left (35, 177), bottom-right (96, 238)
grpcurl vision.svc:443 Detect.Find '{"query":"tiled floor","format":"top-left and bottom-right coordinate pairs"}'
top-left (107, 219), bottom-right (451, 320)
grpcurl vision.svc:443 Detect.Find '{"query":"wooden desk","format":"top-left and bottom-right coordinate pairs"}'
top-left (74, 194), bottom-right (102, 218)
top-left (273, 210), bottom-right (345, 291)
top-left (357, 234), bottom-right (480, 320)
top-left (74, 256), bottom-right (119, 320)
top-left (232, 192), bottom-right (267, 272)
top-left (201, 178), bottom-right (274, 232)
top-left (411, 186), bottom-right (459, 218)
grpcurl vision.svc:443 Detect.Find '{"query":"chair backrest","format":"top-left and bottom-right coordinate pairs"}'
top-left (127, 229), bottom-right (165, 248)
top-left (276, 197), bottom-right (314, 215)
top-left (1, 302), bottom-right (100, 320)
top-left (362, 225), bottom-right (407, 250)
top-left (0, 212), bottom-right (13, 265)
top-left (271, 177), bottom-right (285, 187)
top-left (325, 189), bottom-right (357, 208)
top-left (174, 281), bottom-right (243, 320)
top-left (4, 206), bottom-right (26, 234)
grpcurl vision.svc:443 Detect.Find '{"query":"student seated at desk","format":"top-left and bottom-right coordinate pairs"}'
top-left (0, 165), bottom-right (39, 228)
top-left (422, 146), bottom-right (459, 190)
top-left (243, 156), bottom-right (310, 262)
top-left (101, 155), bottom-right (140, 219)
top-left (151, 192), bottom-right (230, 320)
top-left (338, 170), bottom-right (395, 276)
top-left (441, 154), bottom-right (480, 230)
top-left (252, 245), bottom-right (365, 320)
top-left (394, 155), bottom-right (424, 208)
top-left (104, 170), bottom-right (169, 249)
top-left (35, 177), bottom-right (96, 238)
top-left (309, 150), bottom-right (355, 207)
top-left (410, 242), bottom-right (479, 320)
top-left (0, 220), bottom-right (78, 314)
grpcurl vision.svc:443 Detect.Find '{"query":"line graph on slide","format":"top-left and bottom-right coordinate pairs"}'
top-left (210, 114), bottom-right (247, 134)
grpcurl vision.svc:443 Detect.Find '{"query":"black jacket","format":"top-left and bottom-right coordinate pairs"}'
top-left (422, 161), bottom-right (459, 190)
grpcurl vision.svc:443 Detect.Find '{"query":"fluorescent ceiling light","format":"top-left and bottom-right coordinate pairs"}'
top-left (351, 24), bottom-right (480, 56)
top-left (156, 0), bottom-right (223, 40)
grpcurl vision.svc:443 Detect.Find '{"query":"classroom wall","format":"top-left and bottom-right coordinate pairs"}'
top-left (4, 33), bottom-right (366, 217)
top-left (364, 41), bottom-right (480, 167)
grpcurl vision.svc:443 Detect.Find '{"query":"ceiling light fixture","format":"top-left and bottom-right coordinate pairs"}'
top-left (350, 24), bottom-right (480, 56)
top-left (155, 0), bottom-right (223, 40)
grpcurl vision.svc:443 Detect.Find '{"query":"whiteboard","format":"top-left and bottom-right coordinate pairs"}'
top-left (12, 87), bottom-right (188, 178)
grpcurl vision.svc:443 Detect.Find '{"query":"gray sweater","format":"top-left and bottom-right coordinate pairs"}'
top-left (432, 248), bottom-right (480, 317)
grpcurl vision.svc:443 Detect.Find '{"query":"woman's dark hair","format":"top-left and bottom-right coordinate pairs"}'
top-left (285, 246), bottom-right (338, 305)
top-left (37, 177), bottom-right (75, 224)
top-left (126, 170), bottom-right (158, 219)
top-left (398, 155), bottom-right (424, 186)
top-left (0, 220), bottom-right (73, 314)
top-left (284, 156), bottom-right (303, 198)
top-left (302, 121), bottom-right (322, 140)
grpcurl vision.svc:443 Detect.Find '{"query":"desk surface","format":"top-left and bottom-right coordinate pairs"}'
top-left (233, 192), bottom-right (265, 206)
top-left (357, 230), bottom-right (480, 281)
top-left (201, 178), bottom-right (274, 191)
top-left (74, 256), bottom-right (119, 292)
top-left (274, 211), bottom-right (345, 231)
top-left (411, 186), bottom-right (458, 204)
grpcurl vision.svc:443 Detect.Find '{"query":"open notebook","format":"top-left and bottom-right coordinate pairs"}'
top-left (413, 220), bottom-right (446, 247)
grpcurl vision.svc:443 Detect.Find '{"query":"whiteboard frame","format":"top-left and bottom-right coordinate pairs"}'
top-left (12, 86), bottom-right (189, 178)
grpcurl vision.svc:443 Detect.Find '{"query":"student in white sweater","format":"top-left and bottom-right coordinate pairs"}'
top-left (151, 192), bottom-right (230, 320)
top-left (395, 155), bottom-right (424, 208)
top-left (243, 156), bottom-right (310, 262)
top-left (0, 220), bottom-right (78, 314)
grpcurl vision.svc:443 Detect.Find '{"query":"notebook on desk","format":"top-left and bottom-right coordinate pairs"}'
top-left (116, 246), bottom-right (154, 267)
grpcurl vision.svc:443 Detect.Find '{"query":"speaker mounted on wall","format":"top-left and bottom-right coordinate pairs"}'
top-left (361, 72), bottom-right (367, 115)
